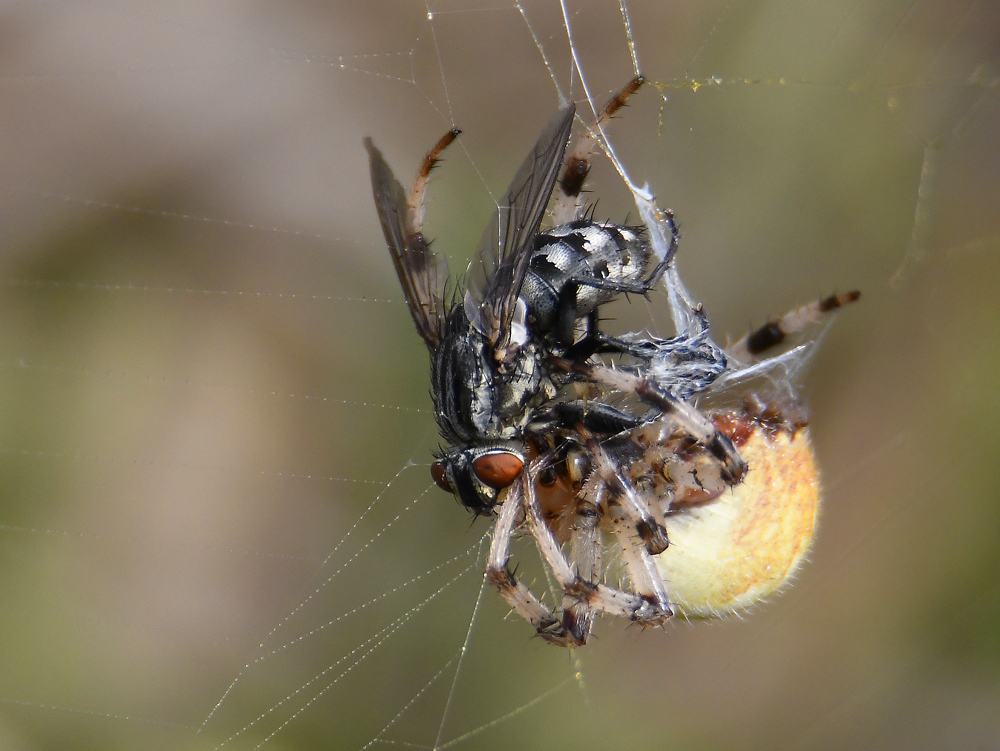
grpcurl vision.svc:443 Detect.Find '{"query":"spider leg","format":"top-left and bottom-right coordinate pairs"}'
top-left (608, 502), bottom-right (673, 627)
top-left (727, 291), bottom-right (861, 363)
top-left (555, 359), bottom-right (748, 485)
top-left (522, 462), bottom-right (672, 643)
top-left (632, 376), bottom-right (747, 485)
top-left (560, 494), bottom-right (603, 643)
top-left (583, 431), bottom-right (668, 554)
top-left (582, 436), bottom-right (672, 623)
top-left (485, 477), bottom-right (569, 645)
top-left (549, 76), bottom-right (645, 226)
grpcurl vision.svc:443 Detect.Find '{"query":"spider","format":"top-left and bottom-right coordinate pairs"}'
top-left (365, 78), bottom-right (859, 645)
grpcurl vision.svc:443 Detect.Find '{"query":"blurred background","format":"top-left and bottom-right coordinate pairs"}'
top-left (0, 1), bottom-right (998, 749)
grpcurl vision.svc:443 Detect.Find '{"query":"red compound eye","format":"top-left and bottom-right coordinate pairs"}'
top-left (472, 452), bottom-right (524, 489)
top-left (430, 462), bottom-right (451, 492)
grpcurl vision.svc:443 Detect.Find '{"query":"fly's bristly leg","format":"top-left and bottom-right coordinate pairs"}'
top-left (565, 254), bottom-right (671, 297)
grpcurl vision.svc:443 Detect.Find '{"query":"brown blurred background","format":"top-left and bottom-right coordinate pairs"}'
top-left (0, 1), bottom-right (997, 749)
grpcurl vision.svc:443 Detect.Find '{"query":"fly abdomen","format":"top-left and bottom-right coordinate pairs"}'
top-left (521, 221), bottom-right (651, 339)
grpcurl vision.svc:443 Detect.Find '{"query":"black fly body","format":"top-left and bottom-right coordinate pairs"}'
top-left (366, 94), bottom-right (704, 517)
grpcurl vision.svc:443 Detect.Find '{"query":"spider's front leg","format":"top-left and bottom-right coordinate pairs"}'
top-left (523, 460), bottom-right (673, 644)
top-left (581, 437), bottom-right (673, 627)
top-left (726, 291), bottom-right (861, 363)
top-left (560, 488), bottom-right (603, 644)
top-left (485, 477), bottom-right (570, 646)
top-left (554, 358), bottom-right (748, 485)
top-left (579, 429), bottom-right (669, 554)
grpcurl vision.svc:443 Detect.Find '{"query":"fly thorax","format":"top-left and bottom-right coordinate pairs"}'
top-left (431, 307), bottom-right (500, 443)
top-left (494, 340), bottom-right (550, 432)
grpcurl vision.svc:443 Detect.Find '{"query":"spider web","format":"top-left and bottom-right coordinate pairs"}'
top-left (0, 1), bottom-right (998, 749)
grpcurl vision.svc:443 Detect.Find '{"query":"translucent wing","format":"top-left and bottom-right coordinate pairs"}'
top-left (365, 137), bottom-right (449, 351)
top-left (464, 104), bottom-right (576, 355)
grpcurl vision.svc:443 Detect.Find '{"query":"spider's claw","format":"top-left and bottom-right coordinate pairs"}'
top-left (559, 606), bottom-right (592, 646)
top-left (535, 618), bottom-right (577, 647)
top-left (632, 596), bottom-right (673, 627)
top-left (707, 432), bottom-right (748, 485)
top-left (636, 519), bottom-right (669, 555)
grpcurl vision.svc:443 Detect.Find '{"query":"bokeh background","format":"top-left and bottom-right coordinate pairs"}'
top-left (0, 1), bottom-right (998, 749)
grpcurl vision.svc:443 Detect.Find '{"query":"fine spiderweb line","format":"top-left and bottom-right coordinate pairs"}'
top-left (213, 547), bottom-right (483, 750)
top-left (362, 561), bottom-right (493, 751)
top-left (362, 655), bottom-right (462, 751)
top-left (0, 356), bottom-right (425, 414)
top-left (432, 677), bottom-right (576, 751)
top-left (0, 519), bottom-right (323, 564)
top-left (431, 557), bottom-right (491, 750)
top-left (0, 185), bottom-right (356, 246)
top-left (0, 696), bottom-right (197, 731)
top-left (247, 542), bottom-right (484, 670)
top-left (887, 1), bottom-right (994, 287)
top-left (0, 442), bottom-right (385, 489)
top-left (2, 277), bottom-right (397, 304)
top-left (361, 552), bottom-right (581, 751)
top-left (199, 468), bottom-right (433, 733)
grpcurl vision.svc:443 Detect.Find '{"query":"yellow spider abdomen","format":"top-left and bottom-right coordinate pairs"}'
top-left (655, 425), bottom-right (820, 618)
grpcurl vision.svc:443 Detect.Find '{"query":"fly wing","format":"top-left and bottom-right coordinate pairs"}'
top-left (464, 104), bottom-right (575, 355)
top-left (365, 137), bottom-right (449, 351)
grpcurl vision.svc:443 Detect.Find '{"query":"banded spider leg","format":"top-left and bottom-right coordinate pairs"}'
top-left (487, 451), bottom-right (673, 646)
